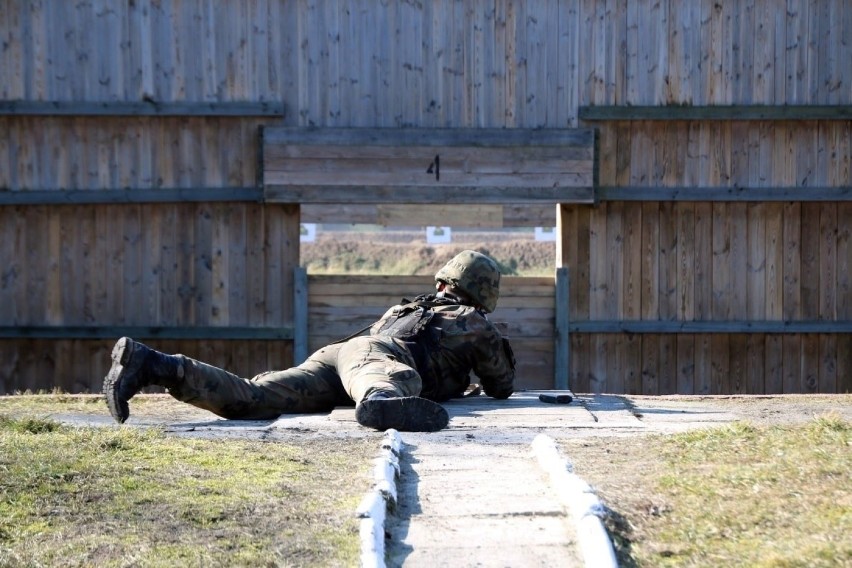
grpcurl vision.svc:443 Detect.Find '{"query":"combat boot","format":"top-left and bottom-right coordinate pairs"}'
top-left (355, 391), bottom-right (449, 432)
top-left (103, 337), bottom-right (184, 424)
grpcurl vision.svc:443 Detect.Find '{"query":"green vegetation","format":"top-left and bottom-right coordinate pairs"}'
top-left (566, 415), bottom-right (852, 567)
top-left (0, 414), bottom-right (374, 567)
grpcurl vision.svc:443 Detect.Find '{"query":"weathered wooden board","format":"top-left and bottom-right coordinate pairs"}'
top-left (262, 128), bottom-right (596, 204)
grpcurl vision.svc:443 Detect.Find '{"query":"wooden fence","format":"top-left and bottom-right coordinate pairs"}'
top-left (1, 0), bottom-right (850, 395)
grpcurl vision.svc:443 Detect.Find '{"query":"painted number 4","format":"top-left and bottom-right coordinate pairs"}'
top-left (426, 154), bottom-right (440, 181)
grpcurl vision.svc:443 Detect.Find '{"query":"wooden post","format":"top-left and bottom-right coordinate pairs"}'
top-left (293, 266), bottom-right (308, 365)
top-left (555, 267), bottom-right (570, 390)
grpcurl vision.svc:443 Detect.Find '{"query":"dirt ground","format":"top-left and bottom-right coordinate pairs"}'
top-left (621, 393), bottom-right (852, 427)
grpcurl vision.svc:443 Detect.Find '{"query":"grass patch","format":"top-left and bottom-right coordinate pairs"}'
top-left (563, 415), bottom-right (852, 568)
top-left (0, 415), bottom-right (375, 567)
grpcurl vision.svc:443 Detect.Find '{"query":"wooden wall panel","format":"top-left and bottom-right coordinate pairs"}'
top-left (559, 119), bottom-right (849, 394)
top-left (3, 1), bottom-right (851, 128)
top-left (0, 203), bottom-right (299, 394)
top-left (0, 117), bottom-right (264, 191)
top-left (0, 204), bottom-right (294, 327)
top-left (0, 339), bottom-right (292, 395)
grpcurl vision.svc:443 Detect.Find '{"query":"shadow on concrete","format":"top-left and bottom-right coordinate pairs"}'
top-left (385, 441), bottom-right (421, 567)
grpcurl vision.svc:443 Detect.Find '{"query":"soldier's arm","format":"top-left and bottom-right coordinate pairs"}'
top-left (473, 333), bottom-right (515, 399)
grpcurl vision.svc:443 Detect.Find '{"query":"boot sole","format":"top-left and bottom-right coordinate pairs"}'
top-left (356, 396), bottom-right (449, 432)
top-left (103, 337), bottom-right (137, 424)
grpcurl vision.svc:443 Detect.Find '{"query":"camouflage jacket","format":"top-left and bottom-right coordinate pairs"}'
top-left (370, 294), bottom-right (515, 402)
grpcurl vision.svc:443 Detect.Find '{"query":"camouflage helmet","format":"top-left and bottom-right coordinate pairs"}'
top-left (434, 250), bottom-right (501, 312)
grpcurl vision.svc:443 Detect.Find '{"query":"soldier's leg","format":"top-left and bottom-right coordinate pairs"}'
top-left (168, 344), bottom-right (349, 420)
top-left (336, 336), bottom-right (423, 402)
top-left (337, 336), bottom-right (448, 432)
top-left (104, 337), bottom-right (349, 423)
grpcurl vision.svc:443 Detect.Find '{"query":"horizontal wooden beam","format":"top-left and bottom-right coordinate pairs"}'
top-left (568, 320), bottom-right (852, 334)
top-left (596, 186), bottom-right (852, 202)
top-left (301, 203), bottom-right (558, 228)
top-left (263, 127), bottom-right (595, 147)
top-left (579, 105), bottom-right (852, 121)
top-left (0, 100), bottom-right (285, 117)
top-left (266, 185), bottom-right (594, 204)
top-left (0, 187), bottom-right (263, 205)
top-left (0, 326), bottom-right (294, 340)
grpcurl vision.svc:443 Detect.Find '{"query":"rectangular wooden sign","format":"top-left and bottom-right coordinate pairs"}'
top-left (262, 128), bottom-right (595, 204)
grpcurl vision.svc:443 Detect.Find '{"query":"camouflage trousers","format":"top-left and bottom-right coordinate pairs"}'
top-left (165, 335), bottom-right (423, 420)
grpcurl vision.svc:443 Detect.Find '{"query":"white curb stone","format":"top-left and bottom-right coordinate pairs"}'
top-left (532, 433), bottom-right (619, 568)
top-left (356, 429), bottom-right (403, 568)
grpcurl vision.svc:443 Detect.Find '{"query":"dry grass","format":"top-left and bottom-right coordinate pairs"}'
top-left (301, 231), bottom-right (557, 276)
top-left (0, 411), bottom-right (375, 568)
top-left (562, 415), bottom-right (852, 567)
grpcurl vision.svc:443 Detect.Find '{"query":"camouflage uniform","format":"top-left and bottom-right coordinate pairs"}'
top-left (162, 294), bottom-right (515, 420)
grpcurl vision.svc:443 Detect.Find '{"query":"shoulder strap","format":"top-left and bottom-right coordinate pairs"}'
top-left (328, 294), bottom-right (464, 346)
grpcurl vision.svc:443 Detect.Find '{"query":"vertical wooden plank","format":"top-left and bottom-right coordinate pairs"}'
top-left (838, 203), bottom-right (852, 320)
top-left (746, 332), bottom-right (765, 393)
top-left (782, 201), bottom-right (801, 320)
top-left (140, 204), bottom-right (162, 325)
top-left (590, 335), bottom-right (607, 393)
top-left (729, 202), bottom-right (748, 319)
top-left (711, 202), bottom-right (730, 319)
top-left (555, 267), bottom-right (569, 390)
top-left (765, 202), bottom-right (784, 320)
top-left (676, 335), bottom-right (695, 394)
top-left (801, 334), bottom-right (819, 393)
top-left (710, 334), bottom-right (730, 395)
top-left (280, 204), bottom-right (301, 331)
top-left (557, 0), bottom-right (579, 126)
top-left (211, 203), bottom-right (229, 326)
top-left (59, 208), bottom-right (79, 325)
top-left (746, 202), bottom-right (766, 319)
top-left (0, 209), bottom-right (21, 324)
top-left (226, 204), bottom-right (248, 326)
top-left (729, 333), bottom-right (748, 394)
top-left (819, 202), bottom-right (838, 320)
top-left (193, 203), bottom-right (213, 326)
top-left (294, 265), bottom-right (309, 365)
top-left (123, 205), bottom-right (143, 326)
top-left (658, 200), bottom-right (677, 320)
top-left (571, 334), bottom-right (590, 393)
top-left (623, 331), bottom-right (642, 394)
top-left (622, 202), bottom-right (643, 319)
top-left (835, 333), bottom-right (851, 394)
top-left (607, 201), bottom-right (624, 319)
top-left (658, 335), bottom-right (676, 395)
top-left (782, 334), bottom-right (801, 393)
top-left (624, 0), bottom-right (639, 104)
top-left (765, 334), bottom-right (784, 394)
top-left (607, 332), bottom-right (623, 394)
top-left (800, 202), bottom-right (821, 318)
top-left (589, 204), bottom-right (608, 320)
top-left (785, 0), bottom-right (807, 103)
top-left (693, 202), bottom-right (713, 320)
top-left (246, 204), bottom-right (266, 326)
top-left (512, 2), bottom-right (534, 128)
top-left (502, 0), bottom-right (518, 126)
top-left (736, 0), bottom-right (755, 103)
top-left (641, 335), bottom-right (659, 395)
top-left (176, 203), bottom-right (195, 326)
top-left (571, 206), bottom-right (594, 320)
top-left (641, 200), bottom-right (659, 322)
top-left (46, 207), bottom-right (62, 325)
top-left (158, 204), bottom-right (177, 327)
